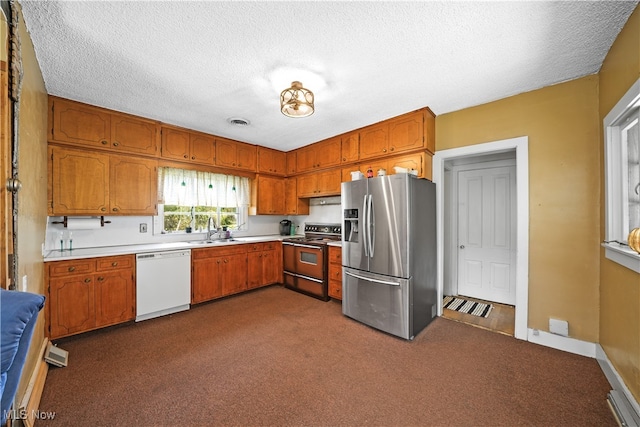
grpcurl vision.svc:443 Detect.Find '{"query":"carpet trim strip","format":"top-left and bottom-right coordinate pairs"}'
top-left (443, 296), bottom-right (493, 318)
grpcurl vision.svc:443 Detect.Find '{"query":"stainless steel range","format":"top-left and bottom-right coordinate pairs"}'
top-left (282, 223), bottom-right (341, 301)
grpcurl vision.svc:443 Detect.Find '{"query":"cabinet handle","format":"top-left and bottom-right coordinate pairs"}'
top-left (224, 259), bottom-right (228, 263)
top-left (382, 148), bottom-right (387, 153)
top-left (111, 262), bottom-right (118, 267)
top-left (112, 208), bottom-right (118, 212)
top-left (97, 276), bottom-right (105, 282)
top-left (390, 147), bottom-right (394, 152)
top-left (183, 155), bottom-right (188, 159)
top-left (101, 207), bottom-right (107, 212)
top-left (68, 266), bottom-right (75, 272)
top-left (217, 260), bottom-right (221, 264)
top-left (342, 157), bottom-right (346, 161)
top-left (191, 156), bottom-right (195, 160)
top-left (84, 278), bottom-right (91, 283)
top-left (113, 142), bottom-right (119, 147)
top-left (100, 140), bottom-right (108, 145)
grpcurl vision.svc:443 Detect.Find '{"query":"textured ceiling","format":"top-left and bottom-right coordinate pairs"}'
top-left (19, 1), bottom-right (638, 151)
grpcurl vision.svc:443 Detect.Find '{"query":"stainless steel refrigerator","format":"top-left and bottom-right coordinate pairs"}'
top-left (341, 173), bottom-right (436, 340)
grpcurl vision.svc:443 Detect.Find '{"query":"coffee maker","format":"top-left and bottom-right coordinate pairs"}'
top-left (279, 220), bottom-right (292, 236)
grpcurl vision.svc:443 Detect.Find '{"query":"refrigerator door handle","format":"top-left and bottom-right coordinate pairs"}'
top-left (345, 270), bottom-right (400, 286)
top-left (368, 194), bottom-right (375, 257)
top-left (362, 194), bottom-right (369, 257)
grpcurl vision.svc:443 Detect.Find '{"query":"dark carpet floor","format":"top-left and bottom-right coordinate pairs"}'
top-left (38, 285), bottom-right (615, 426)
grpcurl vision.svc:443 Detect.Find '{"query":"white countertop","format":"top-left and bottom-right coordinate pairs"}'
top-left (44, 235), bottom-right (291, 262)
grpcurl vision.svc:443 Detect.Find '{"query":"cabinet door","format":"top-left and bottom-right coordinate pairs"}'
top-left (358, 123), bottom-right (389, 160)
top-left (192, 258), bottom-right (223, 303)
top-left (221, 253), bottom-right (248, 296)
top-left (161, 127), bottom-right (190, 161)
top-left (190, 134), bottom-right (215, 164)
top-left (341, 132), bottom-right (359, 163)
top-left (50, 146), bottom-right (110, 215)
top-left (284, 177), bottom-right (309, 215)
top-left (50, 97), bottom-right (111, 148)
top-left (109, 155), bottom-right (158, 215)
top-left (296, 146), bottom-right (317, 172)
top-left (316, 169), bottom-right (342, 196)
top-left (94, 269), bottom-right (134, 327)
top-left (236, 142), bottom-right (256, 171)
top-left (388, 111), bottom-right (424, 154)
top-left (257, 176), bottom-right (285, 215)
top-left (262, 249), bottom-right (280, 286)
top-left (286, 151), bottom-right (297, 175)
top-left (257, 147), bottom-right (286, 175)
top-left (111, 115), bottom-right (159, 156)
top-left (247, 251), bottom-right (264, 289)
top-left (215, 138), bottom-right (237, 169)
top-left (317, 136), bottom-right (342, 169)
top-left (296, 174), bottom-right (317, 197)
top-left (49, 275), bottom-right (96, 339)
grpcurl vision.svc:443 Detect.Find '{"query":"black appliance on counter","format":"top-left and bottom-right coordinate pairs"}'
top-left (279, 220), bottom-right (293, 236)
top-left (282, 223), bottom-right (341, 301)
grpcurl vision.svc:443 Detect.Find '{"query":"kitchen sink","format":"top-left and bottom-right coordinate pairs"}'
top-left (189, 239), bottom-right (237, 245)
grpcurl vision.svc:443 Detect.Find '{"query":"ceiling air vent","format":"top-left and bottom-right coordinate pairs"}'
top-left (227, 117), bottom-right (250, 127)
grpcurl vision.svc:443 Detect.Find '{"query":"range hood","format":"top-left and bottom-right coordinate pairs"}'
top-left (309, 196), bottom-right (341, 206)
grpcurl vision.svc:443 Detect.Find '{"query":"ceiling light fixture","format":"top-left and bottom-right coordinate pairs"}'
top-left (280, 81), bottom-right (314, 118)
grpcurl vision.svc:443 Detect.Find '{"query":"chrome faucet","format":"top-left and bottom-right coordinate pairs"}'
top-left (207, 217), bottom-right (217, 240)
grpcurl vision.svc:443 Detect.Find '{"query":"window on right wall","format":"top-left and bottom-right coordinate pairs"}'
top-left (604, 77), bottom-right (640, 273)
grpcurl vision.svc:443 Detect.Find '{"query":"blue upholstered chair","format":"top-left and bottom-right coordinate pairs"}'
top-left (0, 289), bottom-right (45, 425)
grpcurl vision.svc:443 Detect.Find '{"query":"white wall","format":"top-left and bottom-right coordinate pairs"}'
top-left (44, 202), bottom-right (342, 251)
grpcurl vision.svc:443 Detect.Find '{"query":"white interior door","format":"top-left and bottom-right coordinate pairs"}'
top-left (457, 166), bottom-right (516, 305)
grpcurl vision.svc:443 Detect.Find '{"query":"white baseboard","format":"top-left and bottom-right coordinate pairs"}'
top-left (596, 344), bottom-right (640, 426)
top-left (527, 328), bottom-right (596, 357)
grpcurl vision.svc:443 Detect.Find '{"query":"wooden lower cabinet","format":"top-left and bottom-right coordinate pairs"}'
top-left (328, 246), bottom-right (342, 300)
top-left (193, 242), bottom-right (281, 304)
top-left (47, 255), bottom-right (135, 339)
top-left (247, 242), bottom-right (281, 290)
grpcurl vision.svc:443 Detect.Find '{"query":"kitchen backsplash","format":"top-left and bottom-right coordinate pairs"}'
top-left (44, 202), bottom-right (342, 252)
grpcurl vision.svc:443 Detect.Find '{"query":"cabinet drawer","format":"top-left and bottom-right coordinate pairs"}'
top-left (49, 259), bottom-right (95, 277)
top-left (328, 246), bottom-right (342, 263)
top-left (246, 241), bottom-right (277, 252)
top-left (192, 246), bottom-right (247, 260)
top-left (96, 255), bottom-right (134, 271)
top-left (329, 266), bottom-right (342, 283)
top-left (329, 279), bottom-right (342, 300)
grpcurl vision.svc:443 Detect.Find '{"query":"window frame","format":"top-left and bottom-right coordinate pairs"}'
top-left (603, 77), bottom-right (640, 273)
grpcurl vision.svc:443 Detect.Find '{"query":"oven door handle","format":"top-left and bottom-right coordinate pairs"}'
top-left (345, 270), bottom-right (400, 286)
top-left (294, 243), bottom-right (323, 250)
top-left (296, 274), bottom-right (324, 284)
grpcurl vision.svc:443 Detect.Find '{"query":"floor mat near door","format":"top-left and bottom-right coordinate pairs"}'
top-left (443, 296), bottom-right (493, 318)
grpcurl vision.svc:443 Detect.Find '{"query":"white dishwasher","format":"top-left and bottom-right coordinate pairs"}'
top-left (136, 249), bottom-right (191, 322)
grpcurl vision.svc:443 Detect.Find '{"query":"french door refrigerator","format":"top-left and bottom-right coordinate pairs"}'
top-left (341, 173), bottom-right (436, 340)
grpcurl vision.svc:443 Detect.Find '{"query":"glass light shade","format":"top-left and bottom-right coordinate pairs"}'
top-left (280, 81), bottom-right (314, 118)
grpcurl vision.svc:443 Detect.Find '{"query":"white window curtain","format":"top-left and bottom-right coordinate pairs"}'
top-left (158, 167), bottom-right (249, 208)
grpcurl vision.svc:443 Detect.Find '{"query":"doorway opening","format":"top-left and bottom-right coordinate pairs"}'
top-left (433, 137), bottom-right (529, 340)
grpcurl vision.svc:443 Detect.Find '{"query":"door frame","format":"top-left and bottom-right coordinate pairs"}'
top-left (433, 136), bottom-right (529, 340)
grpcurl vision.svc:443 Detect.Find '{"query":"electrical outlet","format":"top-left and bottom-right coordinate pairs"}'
top-left (139, 223), bottom-right (148, 233)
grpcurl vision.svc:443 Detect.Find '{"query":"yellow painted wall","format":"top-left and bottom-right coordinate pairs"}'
top-left (12, 2), bottom-right (48, 405)
top-left (598, 6), bottom-right (640, 403)
top-left (436, 75), bottom-right (601, 342)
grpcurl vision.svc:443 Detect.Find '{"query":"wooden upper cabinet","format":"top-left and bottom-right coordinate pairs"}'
top-left (358, 122), bottom-right (389, 160)
top-left (49, 146), bottom-right (157, 216)
top-left (215, 137), bottom-right (256, 171)
top-left (161, 127), bottom-right (215, 165)
top-left (257, 147), bottom-right (286, 175)
top-left (160, 127), bottom-right (190, 161)
top-left (50, 97), bottom-right (159, 156)
top-left (284, 177), bottom-right (309, 215)
top-left (387, 110), bottom-right (425, 154)
top-left (111, 114), bottom-right (160, 156)
top-left (296, 136), bottom-right (342, 173)
top-left (286, 151), bottom-right (297, 175)
top-left (341, 132), bottom-right (359, 163)
top-left (49, 145), bottom-right (110, 215)
top-left (255, 175), bottom-right (285, 215)
top-left (297, 169), bottom-right (341, 198)
top-left (50, 97), bottom-right (111, 148)
top-left (190, 134), bottom-right (215, 164)
top-left (109, 154), bottom-right (158, 215)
